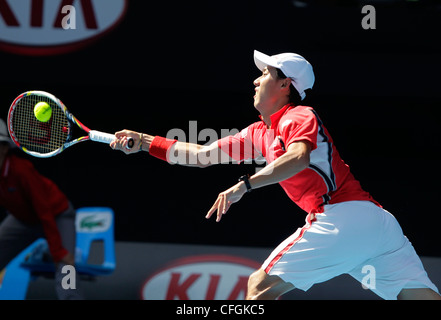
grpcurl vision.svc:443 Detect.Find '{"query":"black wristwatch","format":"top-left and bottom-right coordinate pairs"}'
top-left (238, 174), bottom-right (252, 193)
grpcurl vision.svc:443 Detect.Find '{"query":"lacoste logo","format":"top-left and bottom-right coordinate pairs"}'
top-left (80, 215), bottom-right (104, 229)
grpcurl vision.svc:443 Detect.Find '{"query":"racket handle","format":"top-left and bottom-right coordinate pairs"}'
top-left (89, 130), bottom-right (134, 149)
top-left (127, 137), bottom-right (134, 149)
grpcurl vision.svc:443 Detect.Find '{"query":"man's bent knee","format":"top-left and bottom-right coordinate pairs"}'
top-left (246, 268), bottom-right (294, 300)
top-left (398, 288), bottom-right (441, 300)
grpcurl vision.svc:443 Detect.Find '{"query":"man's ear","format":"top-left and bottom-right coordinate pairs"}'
top-left (281, 78), bottom-right (291, 89)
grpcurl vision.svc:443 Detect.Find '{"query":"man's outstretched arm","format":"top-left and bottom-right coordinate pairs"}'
top-left (110, 129), bottom-right (233, 167)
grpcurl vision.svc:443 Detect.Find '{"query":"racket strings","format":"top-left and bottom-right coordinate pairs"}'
top-left (11, 94), bottom-right (69, 154)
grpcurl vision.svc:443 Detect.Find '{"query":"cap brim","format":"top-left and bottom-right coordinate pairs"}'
top-left (254, 50), bottom-right (279, 71)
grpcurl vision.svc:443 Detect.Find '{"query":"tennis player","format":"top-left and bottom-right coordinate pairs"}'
top-left (111, 50), bottom-right (440, 300)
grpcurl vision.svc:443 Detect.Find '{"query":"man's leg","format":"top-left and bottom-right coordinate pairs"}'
top-left (0, 215), bottom-right (38, 270)
top-left (246, 268), bottom-right (295, 300)
top-left (397, 288), bottom-right (441, 300)
top-left (55, 205), bottom-right (84, 300)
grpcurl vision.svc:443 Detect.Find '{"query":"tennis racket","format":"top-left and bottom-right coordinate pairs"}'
top-left (7, 90), bottom-right (133, 158)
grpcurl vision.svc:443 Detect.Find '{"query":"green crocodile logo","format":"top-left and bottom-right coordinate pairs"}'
top-left (80, 215), bottom-right (105, 230)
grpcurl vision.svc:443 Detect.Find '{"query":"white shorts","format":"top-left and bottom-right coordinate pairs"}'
top-left (262, 201), bottom-right (439, 300)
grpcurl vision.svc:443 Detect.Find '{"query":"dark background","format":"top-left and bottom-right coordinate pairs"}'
top-left (1, 0), bottom-right (440, 257)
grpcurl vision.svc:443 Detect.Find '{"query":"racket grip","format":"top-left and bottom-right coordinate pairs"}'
top-left (89, 130), bottom-right (134, 150)
top-left (127, 138), bottom-right (134, 149)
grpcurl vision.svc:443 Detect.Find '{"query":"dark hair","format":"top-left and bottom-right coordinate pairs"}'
top-left (276, 68), bottom-right (302, 106)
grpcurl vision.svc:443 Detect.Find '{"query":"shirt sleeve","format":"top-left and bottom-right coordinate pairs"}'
top-left (217, 122), bottom-right (263, 163)
top-left (281, 108), bottom-right (319, 151)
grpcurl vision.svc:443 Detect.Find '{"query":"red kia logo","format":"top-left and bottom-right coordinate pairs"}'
top-left (141, 255), bottom-right (261, 300)
top-left (0, 0), bottom-right (128, 55)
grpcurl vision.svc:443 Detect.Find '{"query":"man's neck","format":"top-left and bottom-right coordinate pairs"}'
top-left (260, 101), bottom-right (290, 128)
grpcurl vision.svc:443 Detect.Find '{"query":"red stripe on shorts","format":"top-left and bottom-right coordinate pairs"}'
top-left (264, 212), bottom-right (317, 274)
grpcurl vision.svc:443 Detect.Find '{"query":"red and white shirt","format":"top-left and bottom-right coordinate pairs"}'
top-left (218, 104), bottom-right (380, 214)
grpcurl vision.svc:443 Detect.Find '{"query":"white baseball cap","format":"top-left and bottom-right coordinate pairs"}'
top-left (254, 50), bottom-right (315, 100)
top-left (0, 118), bottom-right (13, 145)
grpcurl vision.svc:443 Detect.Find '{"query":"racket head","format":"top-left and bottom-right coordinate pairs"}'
top-left (7, 90), bottom-right (74, 158)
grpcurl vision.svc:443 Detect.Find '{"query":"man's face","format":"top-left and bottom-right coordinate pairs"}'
top-left (253, 66), bottom-right (286, 115)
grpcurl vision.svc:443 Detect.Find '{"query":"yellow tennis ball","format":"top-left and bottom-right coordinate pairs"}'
top-left (34, 101), bottom-right (52, 122)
